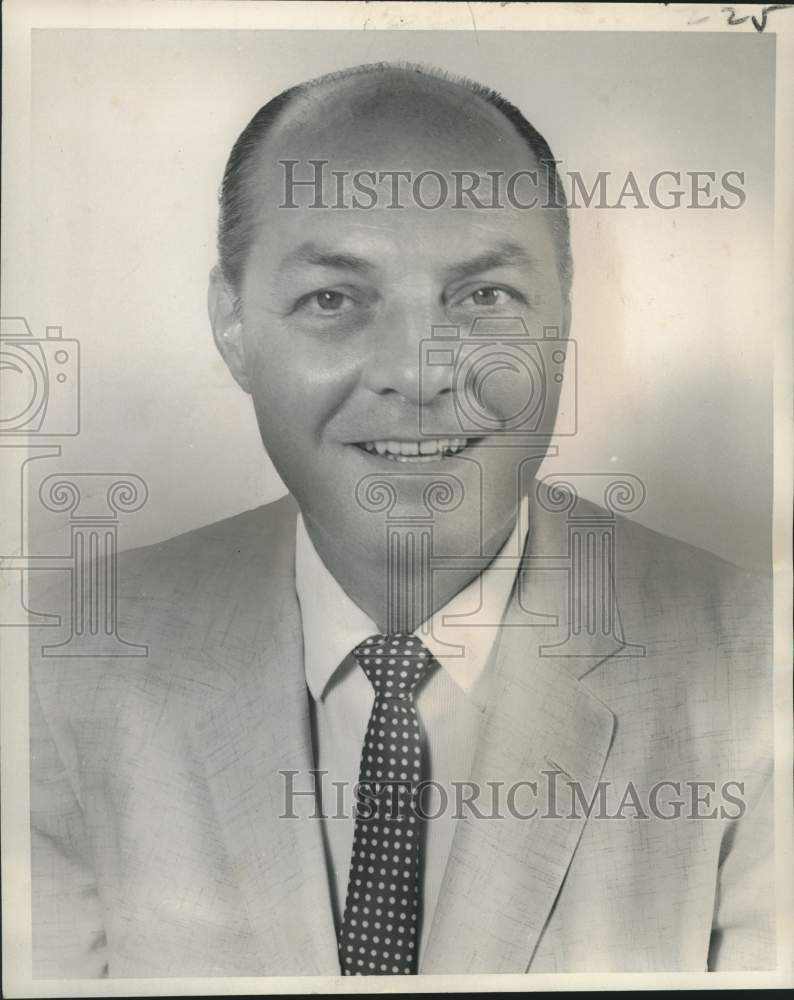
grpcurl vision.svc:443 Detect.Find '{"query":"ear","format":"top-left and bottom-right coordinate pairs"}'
top-left (208, 264), bottom-right (251, 393)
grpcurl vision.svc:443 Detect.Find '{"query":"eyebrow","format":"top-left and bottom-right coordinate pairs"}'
top-left (441, 241), bottom-right (536, 281)
top-left (280, 242), bottom-right (375, 275)
top-left (278, 238), bottom-right (535, 279)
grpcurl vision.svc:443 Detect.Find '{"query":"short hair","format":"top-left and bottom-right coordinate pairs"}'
top-left (217, 62), bottom-right (573, 302)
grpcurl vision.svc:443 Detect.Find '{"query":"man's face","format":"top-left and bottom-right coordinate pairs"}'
top-left (212, 75), bottom-right (569, 580)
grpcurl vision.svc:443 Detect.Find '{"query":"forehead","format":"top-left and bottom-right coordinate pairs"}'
top-left (256, 72), bottom-right (542, 203)
top-left (252, 205), bottom-right (558, 283)
top-left (239, 71), bottom-right (559, 278)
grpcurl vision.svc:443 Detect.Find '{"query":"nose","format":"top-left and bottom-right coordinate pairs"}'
top-left (360, 299), bottom-right (452, 406)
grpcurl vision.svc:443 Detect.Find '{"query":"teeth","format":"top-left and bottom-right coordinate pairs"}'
top-left (358, 438), bottom-right (472, 459)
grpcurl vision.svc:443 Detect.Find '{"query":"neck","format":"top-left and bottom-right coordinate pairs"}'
top-left (302, 509), bottom-right (519, 634)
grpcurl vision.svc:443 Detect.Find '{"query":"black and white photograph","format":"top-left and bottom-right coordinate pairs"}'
top-left (1, 0), bottom-right (792, 994)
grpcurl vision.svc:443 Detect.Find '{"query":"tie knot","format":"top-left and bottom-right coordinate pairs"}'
top-left (353, 633), bottom-right (435, 700)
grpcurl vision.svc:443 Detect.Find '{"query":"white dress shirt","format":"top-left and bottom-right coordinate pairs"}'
top-left (294, 498), bottom-right (529, 963)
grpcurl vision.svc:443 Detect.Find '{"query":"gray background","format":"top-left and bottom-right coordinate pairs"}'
top-left (23, 29), bottom-right (774, 572)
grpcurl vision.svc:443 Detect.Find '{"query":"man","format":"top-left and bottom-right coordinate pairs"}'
top-left (29, 63), bottom-right (774, 978)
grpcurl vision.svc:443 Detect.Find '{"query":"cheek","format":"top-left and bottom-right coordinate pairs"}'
top-left (462, 304), bottom-right (567, 431)
top-left (468, 353), bottom-right (553, 430)
top-left (477, 367), bottom-right (535, 422)
top-left (243, 327), bottom-right (357, 445)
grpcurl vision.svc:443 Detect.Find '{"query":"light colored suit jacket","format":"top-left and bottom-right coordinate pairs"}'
top-left (29, 488), bottom-right (774, 977)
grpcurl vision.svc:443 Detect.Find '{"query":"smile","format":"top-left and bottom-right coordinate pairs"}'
top-left (354, 438), bottom-right (478, 462)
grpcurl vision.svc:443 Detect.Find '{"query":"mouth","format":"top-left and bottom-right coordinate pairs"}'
top-left (352, 437), bottom-right (482, 463)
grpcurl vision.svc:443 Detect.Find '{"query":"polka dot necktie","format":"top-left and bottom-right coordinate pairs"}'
top-left (337, 633), bottom-right (436, 976)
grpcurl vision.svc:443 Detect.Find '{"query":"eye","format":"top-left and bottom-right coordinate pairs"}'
top-left (462, 286), bottom-right (516, 308)
top-left (313, 290), bottom-right (347, 312)
top-left (288, 285), bottom-right (376, 330)
top-left (291, 288), bottom-right (359, 319)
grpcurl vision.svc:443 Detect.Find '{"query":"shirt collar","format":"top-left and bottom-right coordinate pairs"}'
top-left (295, 496), bottom-right (529, 706)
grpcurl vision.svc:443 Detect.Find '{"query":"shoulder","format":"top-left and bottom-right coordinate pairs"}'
top-left (29, 494), bottom-right (300, 719)
top-left (117, 492), bottom-right (299, 590)
top-left (531, 481), bottom-right (771, 628)
top-left (531, 483), bottom-right (772, 751)
top-left (613, 508), bottom-right (771, 636)
top-left (603, 506), bottom-right (772, 769)
top-left (32, 492), bottom-right (299, 610)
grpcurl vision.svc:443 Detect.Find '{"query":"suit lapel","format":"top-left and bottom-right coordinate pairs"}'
top-left (422, 489), bottom-right (619, 973)
top-left (189, 511), bottom-right (339, 976)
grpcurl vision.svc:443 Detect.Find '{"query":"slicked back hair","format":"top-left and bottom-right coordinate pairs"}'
top-left (217, 62), bottom-right (572, 303)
